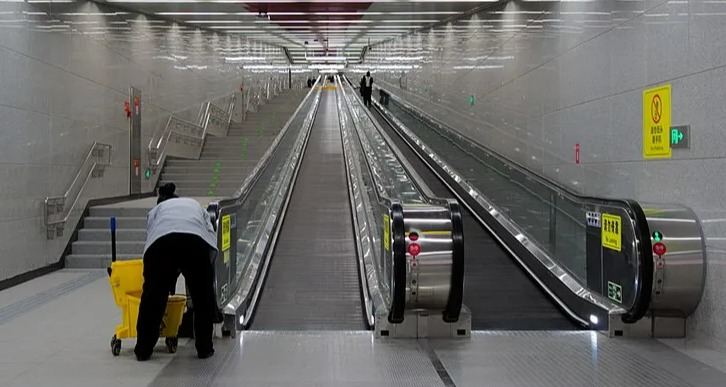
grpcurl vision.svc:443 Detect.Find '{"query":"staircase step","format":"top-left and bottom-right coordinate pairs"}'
top-left (162, 166), bottom-right (254, 174)
top-left (204, 137), bottom-right (276, 147)
top-left (66, 254), bottom-right (140, 269)
top-left (165, 160), bottom-right (257, 167)
top-left (73, 241), bottom-right (145, 255)
top-left (89, 207), bottom-right (151, 218)
top-left (173, 188), bottom-right (238, 197)
top-left (161, 172), bottom-right (251, 181)
top-left (84, 217), bottom-right (146, 229)
top-left (200, 148), bottom-right (268, 159)
top-left (78, 228), bottom-right (146, 242)
top-left (162, 180), bottom-right (245, 190)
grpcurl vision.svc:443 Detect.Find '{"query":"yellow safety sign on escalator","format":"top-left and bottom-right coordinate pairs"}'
top-left (222, 214), bottom-right (231, 252)
top-left (383, 214), bottom-right (390, 251)
top-left (601, 213), bottom-right (621, 252)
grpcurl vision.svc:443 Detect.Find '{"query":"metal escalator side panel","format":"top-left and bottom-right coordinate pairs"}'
top-left (388, 202), bottom-right (406, 324)
top-left (622, 200), bottom-right (653, 324)
top-left (216, 78), bottom-right (324, 329)
top-left (443, 200), bottom-right (464, 323)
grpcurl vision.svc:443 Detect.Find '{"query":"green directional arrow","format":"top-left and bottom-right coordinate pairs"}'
top-left (209, 183), bottom-right (217, 188)
top-left (215, 161), bottom-right (222, 167)
top-left (207, 190), bottom-right (215, 196)
top-left (212, 176), bottom-right (219, 181)
top-left (213, 168), bottom-right (220, 174)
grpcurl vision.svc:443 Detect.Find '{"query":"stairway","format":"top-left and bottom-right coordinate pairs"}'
top-left (65, 89), bottom-right (308, 268)
top-left (161, 90), bottom-right (307, 197)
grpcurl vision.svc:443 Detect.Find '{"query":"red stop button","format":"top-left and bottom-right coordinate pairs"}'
top-left (408, 243), bottom-right (421, 257)
top-left (653, 242), bottom-right (667, 257)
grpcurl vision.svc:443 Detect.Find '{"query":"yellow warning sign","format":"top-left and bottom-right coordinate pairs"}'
top-left (601, 213), bottom-right (622, 252)
top-left (643, 84), bottom-right (672, 159)
top-left (221, 214), bottom-right (231, 252)
top-left (383, 214), bottom-right (390, 251)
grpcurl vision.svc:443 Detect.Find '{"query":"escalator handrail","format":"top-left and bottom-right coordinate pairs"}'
top-left (388, 201), bottom-right (406, 324)
top-left (443, 200), bottom-right (465, 323)
top-left (624, 200), bottom-right (654, 323)
top-left (217, 77), bottom-right (322, 210)
top-left (340, 77), bottom-right (438, 205)
top-left (376, 84), bottom-right (654, 322)
top-left (208, 77), bottom-right (322, 311)
top-left (341, 77), bottom-right (465, 323)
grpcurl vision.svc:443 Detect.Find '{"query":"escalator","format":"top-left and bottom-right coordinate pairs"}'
top-left (356, 98), bottom-right (580, 330)
top-left (369, 107), bottom-right (579, 330)
top-left (249, 89), bottom-right (367, 330)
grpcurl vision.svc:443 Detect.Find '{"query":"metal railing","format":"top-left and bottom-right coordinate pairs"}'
top-left (147, 93), bottom-right (237, 175)
top-left (207, 77), bottom-right (322, 333)
top-left (44, 142), bottom-right (112, 239)
top-left (336, 76), bottom-right (465, 335)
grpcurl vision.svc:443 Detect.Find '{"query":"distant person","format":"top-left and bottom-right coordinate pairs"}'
top-left (307, 78), bottom-right (313, 88)
top-left (360, 71), bottom-right (373, 107)
top-left (135, 183), bottom-right (218, 361)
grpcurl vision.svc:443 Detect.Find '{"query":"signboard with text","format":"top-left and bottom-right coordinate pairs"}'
top-left (643, 84), bottom-right (672, 159)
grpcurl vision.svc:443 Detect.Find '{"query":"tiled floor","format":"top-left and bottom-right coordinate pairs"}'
top-left (0, 270), bottom-right (188, 387)
top-left (2, 270), bottom-right (726, 386)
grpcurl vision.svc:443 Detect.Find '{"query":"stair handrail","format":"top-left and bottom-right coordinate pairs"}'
top-left (148, 92), bottom-right (238, 174)
top-left (44, 141), bottom-right (112, 239)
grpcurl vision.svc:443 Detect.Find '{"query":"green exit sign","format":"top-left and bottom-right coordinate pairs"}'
top-left (670, 125), bottom-right (690, 149)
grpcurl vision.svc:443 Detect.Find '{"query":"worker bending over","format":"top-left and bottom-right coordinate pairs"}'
top-left (135, 183), bottom-right (217, 361)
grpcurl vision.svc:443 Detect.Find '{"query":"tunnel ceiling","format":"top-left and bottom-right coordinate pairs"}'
top-left (96, 0), bottom-right (480, 63)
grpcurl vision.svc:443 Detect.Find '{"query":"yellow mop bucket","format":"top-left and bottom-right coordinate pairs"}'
top-left (107, 218), bottom-right (186, 356)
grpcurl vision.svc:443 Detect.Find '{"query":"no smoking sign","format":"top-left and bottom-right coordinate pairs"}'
top-left (643, 84), bottom-right (672, 159)
top-left (651, 94), bottom-right (662, 124)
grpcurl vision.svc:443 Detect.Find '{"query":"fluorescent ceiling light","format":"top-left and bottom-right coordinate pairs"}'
top-left (309, 64), bottom-right (344, 70)
top-left (188, 20), bottom-right (245, 24)
top-left (379, 20), bottom-right (438, 23)
top-left (157, 12), bottom-right (250, 16)
top-left (306, 56), bottom-right (347, 62)
top-left (209, 26), bottom-right (259, 29)
top-left (384, 56), bottom-right (423, 61)
top-left (111, 0), bottom-right (481, 2)
top-left (255, 19), bottom-right (373, 24)
top-left (225, 56), bottom-right (266, 62)
top-left (155, 11), bottom-right (460, 16)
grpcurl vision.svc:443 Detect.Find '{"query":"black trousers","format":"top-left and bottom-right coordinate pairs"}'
top-left (135, 233), bottom-right (215, 358)
top-left (363, 90), bottom-right (372, 107)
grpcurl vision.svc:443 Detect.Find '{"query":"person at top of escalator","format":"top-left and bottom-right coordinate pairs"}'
top-left (360, 71), bottom-right (373, 107)
top-left (134, 183), bottom-right (218, 361)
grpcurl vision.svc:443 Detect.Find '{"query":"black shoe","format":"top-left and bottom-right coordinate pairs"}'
top-left (197, 348), bottom-right (215, 359)
top-left (135, 348), bottom-right (152, 361)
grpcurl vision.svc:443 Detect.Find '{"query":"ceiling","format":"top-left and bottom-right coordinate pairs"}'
top-left (97, 1), bottom-right (486, 63)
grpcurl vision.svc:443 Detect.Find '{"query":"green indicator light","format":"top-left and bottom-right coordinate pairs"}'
top-left (215, 162), bottom-right (222, 167)
top-left (468, 95), bottom-right (475, 106)
top-left (212, 176), bottom-right (219, 181)
top-left (671, 128), bottom-right (684, 145)
top-left (653, 231), bottom-right (663, 242)
top-left (209, 183), bottom-right (217, 188)
top-left (144, 168), bottom-right (151, 180)
top-left (207, 190), bottom-right (215, 196)
top-left (213, 168), bottom-right (220, 174)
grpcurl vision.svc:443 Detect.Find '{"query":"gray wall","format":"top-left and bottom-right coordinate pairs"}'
top-left (365, 0), bottom-right (726, 350)
top-left (0, 0), bottom-right (288, 281)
